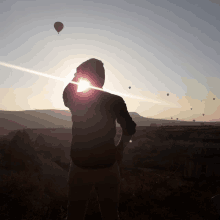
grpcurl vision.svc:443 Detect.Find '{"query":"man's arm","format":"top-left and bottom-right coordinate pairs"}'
top-left (116, 133), bottom-right (132, 151)
top-left (115, 133), bottom-right (132, 165)
top-left (62, 81), bottom-right (76, 108)
top-left (63, 77), bottom-right (79, 108)
top-left (63, 87), bottom-right (69, 108)
top-left (115, 97), bottom-right (136, 155)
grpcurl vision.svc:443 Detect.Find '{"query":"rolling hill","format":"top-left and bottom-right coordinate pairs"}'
top-left (0, 109), bottom-right (219, 136)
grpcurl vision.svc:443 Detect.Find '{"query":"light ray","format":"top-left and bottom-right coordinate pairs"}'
top-left (0, 61), bottom-right (180, 107)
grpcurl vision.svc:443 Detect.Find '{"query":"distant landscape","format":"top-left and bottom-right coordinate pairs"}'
top-left (1, 109), bottom-right (220, 137)
top-left (1, 110), bottom-right (220, 219)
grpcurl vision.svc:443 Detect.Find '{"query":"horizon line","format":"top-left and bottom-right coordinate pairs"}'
top-left (0, 109), bottom-right (220, 123)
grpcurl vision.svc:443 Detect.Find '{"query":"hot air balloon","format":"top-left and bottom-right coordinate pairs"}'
top-left (213, 98), bottom-right (215, 100)
top-left (54, 22), bottom-right (64, 34)
top-left (129, 86), bottom-right (131, 89)
top-left (202, 114), bottom-right (205, 116)
top-left (167, 93), bottom-right (169, 96)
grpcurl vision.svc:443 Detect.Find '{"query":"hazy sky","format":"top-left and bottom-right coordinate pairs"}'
top-left (1, 0), bottom-right (220, 122)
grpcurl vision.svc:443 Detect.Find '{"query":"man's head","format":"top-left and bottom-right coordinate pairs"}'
top-left (75, 58), bottom-right (105, 88)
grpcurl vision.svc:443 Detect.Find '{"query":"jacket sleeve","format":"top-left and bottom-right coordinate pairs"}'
top-left (63, 84), bottom-right (72, 108)
top-left (63, 78), bottom-right (78, 108)
top-left (114, 97), bottom-right (136, 136)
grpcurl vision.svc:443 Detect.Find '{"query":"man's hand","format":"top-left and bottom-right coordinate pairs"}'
top-left (115, 134), bottom-right (132, 165)
top-left (115, 141), bottom-right (124, 165)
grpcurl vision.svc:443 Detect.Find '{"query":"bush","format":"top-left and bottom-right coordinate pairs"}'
top-left (0, 170), bottom-right (46, 219)
top-left (6, 129), bottom-right (43, 173)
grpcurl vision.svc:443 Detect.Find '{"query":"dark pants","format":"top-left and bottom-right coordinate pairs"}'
top-left (66, 159), bottom-right (121, 220)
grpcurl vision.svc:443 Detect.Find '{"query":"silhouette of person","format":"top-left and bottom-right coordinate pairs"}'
top-left (63, 58), bottom-right (136, 220)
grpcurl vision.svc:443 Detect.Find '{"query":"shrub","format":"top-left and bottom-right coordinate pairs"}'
top-left (0, 170), bottom-right (46, 219)
top-left (6, 129), bottom-right (43, 173)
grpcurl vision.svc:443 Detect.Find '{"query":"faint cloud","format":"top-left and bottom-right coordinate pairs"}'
top-left (0, 88), bottom-right (54, 111)
top-left (206, 77), bottom-right (220, 99)
top-left (181, 77), bottom-right (209, 100)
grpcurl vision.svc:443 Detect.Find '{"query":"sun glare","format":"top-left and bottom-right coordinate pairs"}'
top-left (77, 78), bottom-right (91, 92)
top-left (0, 61), bottom-right (174, 105)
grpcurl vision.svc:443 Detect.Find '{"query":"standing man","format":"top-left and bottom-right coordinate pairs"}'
top-left (63, 58), bottom-right (136, 220)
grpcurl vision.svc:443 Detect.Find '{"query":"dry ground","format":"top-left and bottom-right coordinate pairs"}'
top-left (1, 125), bottom-right (220, 219)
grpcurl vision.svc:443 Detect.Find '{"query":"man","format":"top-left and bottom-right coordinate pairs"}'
top-left (63, 58), bottom-right (136, 220)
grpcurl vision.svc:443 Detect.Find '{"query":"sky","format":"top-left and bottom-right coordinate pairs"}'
top-left (0, 0), bottom-right (220, 122)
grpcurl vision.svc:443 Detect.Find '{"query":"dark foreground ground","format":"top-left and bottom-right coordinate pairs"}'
top-left (0, 125), bottom-right (220, 219)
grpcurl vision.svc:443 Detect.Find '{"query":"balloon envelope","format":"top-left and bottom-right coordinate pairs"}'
top-left (54, 22), bottom-right (64, 33)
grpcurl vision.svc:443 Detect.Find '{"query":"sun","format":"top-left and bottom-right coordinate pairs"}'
top-left (77, 78), bottom-right (91, 92)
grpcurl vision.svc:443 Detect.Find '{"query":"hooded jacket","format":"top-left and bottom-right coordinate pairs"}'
top-left (63, 61), bottom-right (136, 169)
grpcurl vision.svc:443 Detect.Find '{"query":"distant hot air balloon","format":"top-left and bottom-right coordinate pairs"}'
top-left (202, 114), bottom-right (205, 116)
top-left (167, 93), bottom-right (169, 96)
top-left (213, 98), bottom-right (215, 100)
top-left (191, 108), bottom-right (192, 110)
top-left (129, 86), bottom-right (131, 89)
top-left (54, 22), bottom-right (64, 34)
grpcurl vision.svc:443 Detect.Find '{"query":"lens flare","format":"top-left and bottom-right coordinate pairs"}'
top-left (0, 61), bottom-right (180, 107)
top-left (77, 78), bottom-right (91, 92)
